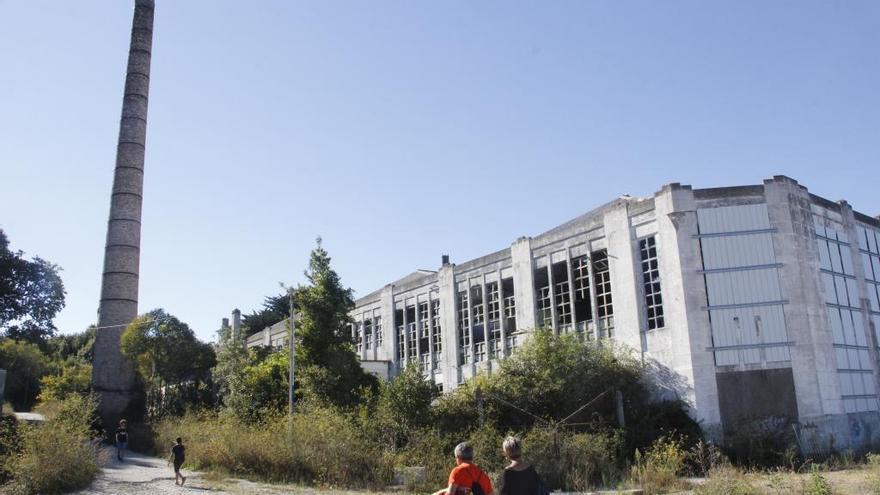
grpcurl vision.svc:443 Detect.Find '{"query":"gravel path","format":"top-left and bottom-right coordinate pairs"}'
top-left (72, 449), bottom-right (383, 495)
top-left (72, 450), bottom-right (226, 495)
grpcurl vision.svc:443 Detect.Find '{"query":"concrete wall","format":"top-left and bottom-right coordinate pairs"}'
top-left (340, 175), bottom-right (880, 452)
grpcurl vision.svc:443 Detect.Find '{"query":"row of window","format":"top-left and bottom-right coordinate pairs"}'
top-left (458, 278), bottom-right (517, 365)
top-left (353, 238), bottom-right (666, 366)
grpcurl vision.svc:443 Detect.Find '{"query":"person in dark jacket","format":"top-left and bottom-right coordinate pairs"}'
top-left (169, 437), bottom-right (186, 486)
top-left (497, 436), bottom-right (545, 495)
top-left (115, 419), bottom-right (129, 461)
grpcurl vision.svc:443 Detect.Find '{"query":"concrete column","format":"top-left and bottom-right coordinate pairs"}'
top-left (653, 184), bottom-right (722, 435)
top-left (466, 281), bottom-right (475, 371)
top-left (566, 248), bottom-right (578, 334)
top-left (511, 237), bottom-right (536, 331)
top-left (764, 176), bottom-right (842, 418)
top-left (586, 247), bottom-right (600, 339)
top-left (94, 0), bottom-right (155, 421)
top-left (603, 201), bottom-right (642, 350)
top-left (546, 263), bottom-right (558, 333)
top-left (379, 285), bottom-right (394, 364)
top-left (427, 291), bottom-right (436, 374)
top-left (402, 299), bottom-right (410, 364)
top-left (439, 262), bottom-right (459, 391)
top-left (498, 274), bottom-right (508, 356)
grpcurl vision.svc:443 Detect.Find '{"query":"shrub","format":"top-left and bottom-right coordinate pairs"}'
top-left (4, 394), bottom-right (100, 495)
top-left (629, 435), bottom-right (688, 494)
top-left (525, 425), bottom-right (626, 490)
top-left (0, 414), bottom-right (21, 483)
top-left (803, 466), bottom-right (832, 495)
top-left (867, 453), bottom-right (880, 495)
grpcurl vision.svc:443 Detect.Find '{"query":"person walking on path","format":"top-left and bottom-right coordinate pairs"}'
top-left (433, 442), bottom-right (494, 495)
top-left (497, 436), bottom-right (547, 495)
top-left (115, 419), bottom-right (129, 461)
top-left (169, 437), bottom-right (187, 486)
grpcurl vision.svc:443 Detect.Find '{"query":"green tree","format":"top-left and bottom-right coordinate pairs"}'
top-left (213, 323), bottom-right (248, 407)
top-left (38, 361), bottom-right (92, 402)
top-left (372, 363), bottom-right (440, 447)
top-left (241, 294), bottom-right (290, 337)
top-left (120, 309), bottom-right (217, 418)
top-left (46, 326), bottom-right (96, 364)
top-left (0, 339), bottom-right (50, 411)
top-left (0, 229), bottom-right (66, 345)
top-left (292, 238), bottom-right (376, 407)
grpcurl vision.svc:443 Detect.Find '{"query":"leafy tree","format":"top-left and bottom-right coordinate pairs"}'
top-left (120, 309), bottom-right (216, 418)
top-left (0, 229), bottom-right (66, 345)
top-left (371, 363), bottom-right (440, 448)
top-left (235, 350), bottom-right (289, 420)
top-left (38, 362), bottom-right (92, 402)
top-left (242, 294), bottom-right (289, 337)
top-left (47, 326), bottom-right (96, 364)
top-left (0, 338), bottom-right (50, 411)
top-left (292, 238), bottom-right (376, 407)
top-left (213, 323), bottom-right (248, 407)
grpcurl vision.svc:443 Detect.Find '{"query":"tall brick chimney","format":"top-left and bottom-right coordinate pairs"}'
top-left (93, 0), bottom-right (155, 422)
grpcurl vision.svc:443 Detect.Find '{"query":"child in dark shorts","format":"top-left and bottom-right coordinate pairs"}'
top-left (170, 437), bottom-right (186, 486)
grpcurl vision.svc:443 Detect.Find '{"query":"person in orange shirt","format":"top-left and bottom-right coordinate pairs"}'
top-left (433, 442), bottom-right (494, 495)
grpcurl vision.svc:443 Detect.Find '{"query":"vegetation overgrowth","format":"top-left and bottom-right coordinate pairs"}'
top-left (1, 394), bottom-right (101, 495)
top-left (12, 231), bottom-right (880, 494)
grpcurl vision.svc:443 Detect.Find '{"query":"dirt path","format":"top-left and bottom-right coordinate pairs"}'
top-left (72, 450), bottom-right (225, 495)
top-left (72, 449), bottom-right (379, 495)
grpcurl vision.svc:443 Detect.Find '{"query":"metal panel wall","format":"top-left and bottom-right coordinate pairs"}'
top-left (697, 203), bottom-right (792, 367)
top-left (816, 217), bottom-right (878, 413)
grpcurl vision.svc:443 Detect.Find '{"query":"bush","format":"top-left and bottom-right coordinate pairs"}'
top-left (0, 414), bottom-right (21, 483)
top-left (803, 466), bottom-right (832, 495)
top-left (629, 435), bottom-right (688, 494)
top-left (524, 425), bottom-right (626, 490)
top-left (4, 394), bottom-right (100, 495)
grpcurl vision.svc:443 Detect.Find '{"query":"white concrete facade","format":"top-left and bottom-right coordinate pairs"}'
top-left (342, 176), bottom-right (879, 450)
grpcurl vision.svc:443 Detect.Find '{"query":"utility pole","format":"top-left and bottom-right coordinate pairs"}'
top-left (288, 288), bottom-right (296, 415)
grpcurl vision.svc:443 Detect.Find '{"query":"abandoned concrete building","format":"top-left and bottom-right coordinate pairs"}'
top-left (334, 175), bottom-right (880, 451)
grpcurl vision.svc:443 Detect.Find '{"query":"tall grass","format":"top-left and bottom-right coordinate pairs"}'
top-left (3, 394), bottom-right (100, 495)
top-left (153, 405), bottom-right (394, 488)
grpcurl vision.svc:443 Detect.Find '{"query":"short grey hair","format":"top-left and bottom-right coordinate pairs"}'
top-left (502, 436), bottom-right (522, 460)
top-left (454, 442), bottom-right (474, 461)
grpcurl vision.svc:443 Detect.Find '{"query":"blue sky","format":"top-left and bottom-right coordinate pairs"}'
top-left (1, 1), bottom-right (878, 342)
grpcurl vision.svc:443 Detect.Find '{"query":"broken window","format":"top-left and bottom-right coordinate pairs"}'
top-left (571, 255), bottom-right (592, 327)
top-left (487, 281), bottom-right (502, 358)
top-left (419, 302), bottom-right (430, 370)
top-left (592, 250), bottom-right (614, 335)
top-left (639, 236), bottom-right (665, 330)
top-left (457, 290), bottom-right (471, 364)
top-left (534, 267), bottom-right (552, 328)
top-left (502, 277), bottom-right (516, 335)
top-left (353, 322), bottom-right (362, 350)
top-left (431, 299), bottom-right (442, 365)
top-left (471, 285), bottom-right (486, 362)
top-left (395, 308), bottom-right (405, 361)
top-left (406, 305), bottom-right (417, 362)
top-left (374, 314), bottom-right (383, 347)
top-left (363, 318), bottom-right (372, 350)
top-left (553, 261), bottom-right (572, 330)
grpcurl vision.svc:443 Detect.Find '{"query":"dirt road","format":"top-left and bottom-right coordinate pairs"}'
top-left (72, 450), bottom-right (376, 495)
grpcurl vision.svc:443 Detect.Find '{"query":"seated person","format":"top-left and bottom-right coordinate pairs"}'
top-left (434, 442), bottom-right (494, 495)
